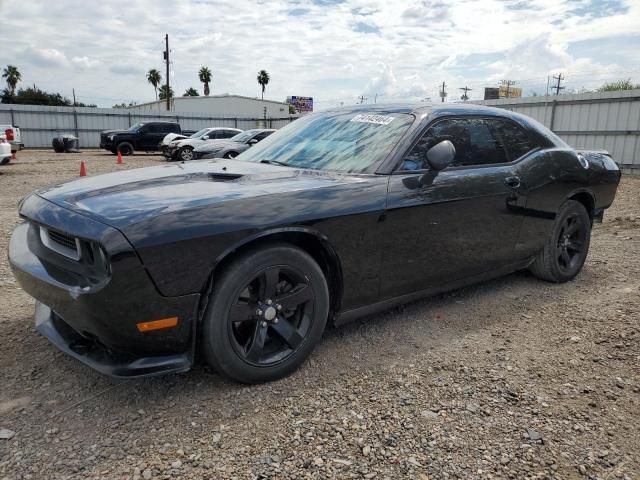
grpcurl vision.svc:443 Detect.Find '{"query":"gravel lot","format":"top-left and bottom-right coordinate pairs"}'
top-left (1, 150), bottom-right (639, 480)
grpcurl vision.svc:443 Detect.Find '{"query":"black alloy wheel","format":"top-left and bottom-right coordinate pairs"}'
top-left (202, 244), bottom-right (329, 383)
top-left (555, 212), bottom-right (588, 275)
top-left (530, 200), bottom-right (591, 282)
top-left (117, 142), bottom-right (134, 156)
top-left (228, 265), bottom-right (314, 366)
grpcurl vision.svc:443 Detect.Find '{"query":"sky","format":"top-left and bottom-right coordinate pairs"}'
top-left (0, 0), bottom-right (639, 109)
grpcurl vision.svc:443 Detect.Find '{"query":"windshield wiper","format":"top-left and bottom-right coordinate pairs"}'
top-left (260, 159), bottom-right (291, 167)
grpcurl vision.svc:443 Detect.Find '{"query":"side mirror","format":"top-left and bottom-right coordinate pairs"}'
top-left (202, 135), bottom-right (209, 140)
top-left (425, 140), bottom-right (456, 171)
top-left (248, 138), bottom-right (259, 145)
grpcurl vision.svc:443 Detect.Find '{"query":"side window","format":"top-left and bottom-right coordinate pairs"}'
top-left (223, 130), bottom-right (238, 138)
top-left (167, 124), bottom-right (180, 133)
top-left (145, 124), bottom-right (160, 133)
top-left (254, 131), bottom-right (273, 141)
top-left (401, 118), bottom-right (509, 170)
top-left (486, 119), bottom-right (536, 161)
top-left (207, 130), bottom-right (221, 139)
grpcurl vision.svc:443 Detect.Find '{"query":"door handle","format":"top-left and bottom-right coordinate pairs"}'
top-left (504, 176), bottom-right (521, 189)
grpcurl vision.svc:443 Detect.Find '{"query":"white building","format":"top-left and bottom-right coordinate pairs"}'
top-left (127, 94), bottom-right (291, 118)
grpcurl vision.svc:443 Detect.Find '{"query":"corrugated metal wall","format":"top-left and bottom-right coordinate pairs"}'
top-left (0, 104), bottom-right (295, 149)
top-left (475, 89), bottom-right (640, 174)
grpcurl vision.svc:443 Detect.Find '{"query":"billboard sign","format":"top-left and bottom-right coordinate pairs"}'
top-left (287, 96), bottom-right (313, 113)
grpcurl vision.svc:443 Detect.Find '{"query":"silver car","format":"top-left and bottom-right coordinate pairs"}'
top-left (192, 129), bottom-right (276, 160)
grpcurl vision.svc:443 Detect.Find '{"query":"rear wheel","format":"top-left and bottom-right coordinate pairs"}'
top-left (117, 142), bottom-right (134, 156)
top-left (530, 200), bottom-right (591, 282)
top-left (201, 244), bottom-right (329, 384)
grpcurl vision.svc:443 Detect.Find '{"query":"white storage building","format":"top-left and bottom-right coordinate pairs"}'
top-left (127, 94), bottom-right (290, 118)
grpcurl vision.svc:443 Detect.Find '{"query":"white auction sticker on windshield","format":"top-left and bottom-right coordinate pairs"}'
top-left (350, 114), bottom-right (395, 125)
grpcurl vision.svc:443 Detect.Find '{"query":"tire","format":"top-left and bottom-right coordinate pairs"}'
top-left (116, 142), bottom-right (134, 156)
top-left (178, 146), bottom-right (194, 161)
top-left (201, 244), bottom-right (329, 384)
top-left (530, 200), bottom-right (591, 283)
top-left (0, 157), bottom-right (10, 166)
top-left (223, 151), bottom-right (238, 159)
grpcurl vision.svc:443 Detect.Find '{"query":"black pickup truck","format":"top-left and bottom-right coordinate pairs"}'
top-left (100, 122), bottom-right (194, 155)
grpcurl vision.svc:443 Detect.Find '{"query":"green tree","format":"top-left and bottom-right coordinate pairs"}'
top-left (198, 67), bottom-right (212, 96)
top-left (112, 101), bottom-right (138, 109)
top-left (2, 65), bottom-right (21, 96)
top-left (597, 79), bottom-right (640, 92)
top-left (257, 70), bottom-right (270, 99)
top-left (184, 87), bottom-right (199, 96)
top-left (158, 84), bottom-right (174, 100)
top-left (147, 69), bottom-right (162, 100)
top-left (2, 85), bottom-right (70, 106)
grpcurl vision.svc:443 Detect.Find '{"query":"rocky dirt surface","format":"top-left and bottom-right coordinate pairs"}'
top-left (0, 150), bottom-right (638, 480)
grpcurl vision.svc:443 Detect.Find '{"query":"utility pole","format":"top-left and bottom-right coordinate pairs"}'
top-left (374, 93), bottom-right (378, 104)
top-left (459, 86), bottom-right (472, 101)
top-left (72, 88), bottom-right (76, 106)
top-left (439, 81), bottom-right (447, 102)
top-left (500, 79), bottom-right (517, 98)
top-left (164, 34), bottom-right (170, 110)
top-left (552, 73), bottom-right (565, 95)
top-left (358, 95), bottom-right (367, 104)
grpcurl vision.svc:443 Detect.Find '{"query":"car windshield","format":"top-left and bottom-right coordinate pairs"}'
top-left (190, 128), bottom-right (210, 138)
top-left (238, 112), bottom-right (414, 173)
top-left (128, 123), bottom-right (144, 132)
top-left (230, 130), bottom-right (258, 143)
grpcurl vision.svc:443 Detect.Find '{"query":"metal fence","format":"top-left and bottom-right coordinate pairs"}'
top-left (474, 89), bottom-right (640, 174)
top-left (0, 104), bottom-right (296, 149)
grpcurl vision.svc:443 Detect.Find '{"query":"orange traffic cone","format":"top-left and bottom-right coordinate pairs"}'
top-left (117, 151), bottom-right (123, 164)
top-left (79, 161), bottom-right (87, 177)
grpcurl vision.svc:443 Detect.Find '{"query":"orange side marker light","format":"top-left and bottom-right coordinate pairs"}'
top-left (137, 317), bottom-right (178, 332)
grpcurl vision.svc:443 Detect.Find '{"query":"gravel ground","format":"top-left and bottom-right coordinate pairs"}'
top-left (0, 150), bottom-right (639, 480)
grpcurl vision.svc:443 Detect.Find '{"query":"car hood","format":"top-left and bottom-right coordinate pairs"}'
top-left (193, 140), bottom-right (241, 152)
top-left (101, 129), bottom-right (128, 136)
top-left (34, 159), bottom-right (367, 229)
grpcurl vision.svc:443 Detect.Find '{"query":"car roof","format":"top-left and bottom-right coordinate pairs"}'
top-left (325, 102), bottom-right (516, 117)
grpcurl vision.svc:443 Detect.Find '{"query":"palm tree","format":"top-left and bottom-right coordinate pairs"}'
top-left (184, 87), bottom-right (199, 96)
top-left (146, 69), bottom-right (162, 100)
top-left (2, 65), bottom-right (21, 96)
top-left (158, 84), bottom-right (174, 100)
top-left (198, 67), bottom-right (212, 96)
top-left (257, 70), bottom-right (270, 99)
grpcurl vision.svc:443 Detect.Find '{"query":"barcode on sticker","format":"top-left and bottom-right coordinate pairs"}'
top-left (350, 114), bottom-right (395, 125)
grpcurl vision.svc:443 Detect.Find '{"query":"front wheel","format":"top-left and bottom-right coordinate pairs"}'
top-left (117, 142), bottom-right (134, 156)
top-left (530, 200), bottom-right (591, 282)
top-left (178, 146), bottom-right (194, 161)
top-left (201, 244), bottom-right (329, 384)
top-left (0, 157), bottom-right (10, 166)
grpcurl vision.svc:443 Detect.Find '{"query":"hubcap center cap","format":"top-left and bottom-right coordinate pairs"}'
top-left (264, 306), bottom-right (277, 321)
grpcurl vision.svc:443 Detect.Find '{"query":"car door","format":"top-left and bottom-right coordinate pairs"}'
top-left (139, 124), bottom-right (161, 150)
top-left (380, 117), bottom-right (527, 299)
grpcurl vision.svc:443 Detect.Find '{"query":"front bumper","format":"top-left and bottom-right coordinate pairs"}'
top-left (9, 194), bottom-right (200, 378)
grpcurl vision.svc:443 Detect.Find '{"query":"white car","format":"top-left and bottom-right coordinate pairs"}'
top-left (165, 127), bottom-right (242, 161)
top-left (0, 124), bottom-right (23, 153)
top-left (0, 134), bottom-right (12, 165)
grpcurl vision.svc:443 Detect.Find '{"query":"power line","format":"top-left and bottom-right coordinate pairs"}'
top-left (458, 86), bottom-right (472, 101)
top-left (164, 34), bottom-right (170, 110)
top-left (552, 73), bottom-right (565, 95)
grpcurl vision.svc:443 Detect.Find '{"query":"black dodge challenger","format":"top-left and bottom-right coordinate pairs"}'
top-left (9, 104), bottom-right (621, 383)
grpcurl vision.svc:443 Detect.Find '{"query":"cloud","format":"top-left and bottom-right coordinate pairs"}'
top-left (109, 64), bottom-right (145, 76)
top-left (25, 48), bottom-right (69, 68)
top-left (0, 0), bottom-right (638, 107)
